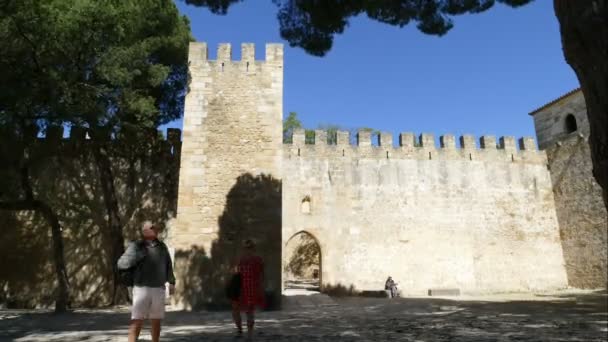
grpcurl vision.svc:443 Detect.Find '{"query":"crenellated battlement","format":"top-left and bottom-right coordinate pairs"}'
top-left (188, 42), bottom-right (283, 68)
top-left (2, 125), bottom-right (182, 158)
top-left (284, 129), bottom-right (545, 164)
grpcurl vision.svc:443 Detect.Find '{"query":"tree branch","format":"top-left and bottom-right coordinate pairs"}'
top-left (12, 18), bottom-right (42, 72)
top-left (0, 199), bottom-right (39, 211)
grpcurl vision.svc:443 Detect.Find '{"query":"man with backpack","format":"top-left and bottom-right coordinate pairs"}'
top-left (117, 221), bottom-right (175, 342)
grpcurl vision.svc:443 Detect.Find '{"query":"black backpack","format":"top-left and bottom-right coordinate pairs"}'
top-left (118, 240), bottom-right (146, 287)
top-left (225, 273), bottom-right (241, 300)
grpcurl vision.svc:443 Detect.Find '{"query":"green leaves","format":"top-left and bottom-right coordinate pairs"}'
top-left (186, 0), bottom-right (534, 57)
top-left (1, 0), bottom-right (192, 132)
top-left (283, 111), bottom-right (303, 143)
top-left (183, 0), bottom-right (244, 14)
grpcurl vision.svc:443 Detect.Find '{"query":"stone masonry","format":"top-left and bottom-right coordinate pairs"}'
top-left (2, 43), bottom-right (605, 310)
top-left (168, 42), bottom-right (284, 308)
top-left (530, 89), bottom-right (608, 288)
top-left (170, 41), bottom-right (608, 307)
top-left (283, 131), bottom-right (567, 295)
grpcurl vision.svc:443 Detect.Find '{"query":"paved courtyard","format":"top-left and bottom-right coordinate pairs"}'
top-left (1, 289), bottom-right (606, 342)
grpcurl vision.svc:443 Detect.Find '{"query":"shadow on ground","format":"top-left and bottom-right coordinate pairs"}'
top-left (1, 290), bottom-right (606, 341)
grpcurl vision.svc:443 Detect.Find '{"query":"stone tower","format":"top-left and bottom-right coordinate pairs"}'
top-left (530, 88), bottom-right (590, 149)
top-left (170, 42), bottom-right (283, 308)
top-left (530, 89), bottom-right (607, 288)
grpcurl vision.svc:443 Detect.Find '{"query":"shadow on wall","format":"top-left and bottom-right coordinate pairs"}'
top-left (0, 129), bottom-right (180, 308)
top-left (175, 173), bottom-right (282, 311)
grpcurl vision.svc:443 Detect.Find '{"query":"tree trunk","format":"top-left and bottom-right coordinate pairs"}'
top-left (91, 140), bottom-right (126, 305)
top-left (0, 200), bottom-right (70, 312)
top-left (37, 201), bottom-right (71, 313)
top-left (554, 0), bottom-right (608, 211)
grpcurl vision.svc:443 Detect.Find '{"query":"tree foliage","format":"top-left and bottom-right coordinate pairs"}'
top-left (283, 112), bottom-right (378, 145)
top-left (0, 0), bottom-right (192, 305)
top-left (283, 111), bottom-right (302, 143)
top-left (184, 0), bottom-right (533, 56)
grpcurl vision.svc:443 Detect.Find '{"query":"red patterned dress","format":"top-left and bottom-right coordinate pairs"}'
top-left (237, 255), bottom-right (265, 309)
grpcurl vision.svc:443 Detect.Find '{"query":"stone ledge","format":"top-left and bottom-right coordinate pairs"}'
top-left (428, 288), bottom-right (461, 296)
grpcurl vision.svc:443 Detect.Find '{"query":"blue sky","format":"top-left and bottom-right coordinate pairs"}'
top-left (166, 0), bottom-right (579, 143)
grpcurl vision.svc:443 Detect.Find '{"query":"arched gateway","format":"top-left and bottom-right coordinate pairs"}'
top-left (284, 231), bottom-right (322, 291)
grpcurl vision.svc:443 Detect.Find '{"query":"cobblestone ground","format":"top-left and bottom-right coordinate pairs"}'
top-left (1, 289), bottom-right (606, 342)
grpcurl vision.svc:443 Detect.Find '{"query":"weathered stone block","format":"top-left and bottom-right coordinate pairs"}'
top-left (357, 130), bottom-right (371, 147)
top-left (428, 288), bottom-right (460, 296)
top-left (399, 132), bottom-right (415, 148)
top-left (440, 134), bottom-right (456, 149)
top-left (379, 132), bottom-right (392, 147)
top-left (480, 135), bottom-right (496, 149)
top-left (420, 133), bottom-right (435, 148)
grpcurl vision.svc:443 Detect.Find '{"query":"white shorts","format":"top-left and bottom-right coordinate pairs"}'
top-left (131, 286), bottom-right (166, 320)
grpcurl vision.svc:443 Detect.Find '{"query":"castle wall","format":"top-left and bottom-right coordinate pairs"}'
top-left (545, 136), bottom-right (608, 288)
top-left (170, 43), bottom-right (283, 309)
top-left (283, 131), bottom-right (568, 294)
top-left (5, 42), bottom-right (602, 309)
top-left (0, 128), bottom-right (181, 308)
top-left (532, 92), bottom-right (608, 289)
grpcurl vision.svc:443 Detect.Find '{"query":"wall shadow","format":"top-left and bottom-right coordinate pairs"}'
top-left (0, 127), bottom-right (181, 308)
top-left (175, 173), bottom-right (282, 310)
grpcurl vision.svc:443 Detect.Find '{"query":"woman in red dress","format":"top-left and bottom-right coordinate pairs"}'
top-left (231, 239), bottom-right (265, 338)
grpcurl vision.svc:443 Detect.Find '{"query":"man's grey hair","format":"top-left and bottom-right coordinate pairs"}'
top-left (142, 221), bottom-right (156, 230)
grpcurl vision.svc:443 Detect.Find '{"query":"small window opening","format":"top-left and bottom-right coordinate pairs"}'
top-left (246, 61), bottom-right (249, 72)
top-left (301, 195), bottom-right (311, 214)
top-left (221, 62), bottom-right (225, 72)
top-left (565, 114), bottom-right (577, 134)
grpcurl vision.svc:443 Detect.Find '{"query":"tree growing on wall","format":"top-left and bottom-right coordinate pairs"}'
top-left (283, 112), bottom-right (316, 144)
top-left (318, 124), bottom-right (340, 145)
top-left (283, 113), bottom-right (379, 145)
top-left (283, 112), bottom-right (302, 143)
top-left (187, 0), bottom-right (608, 213)
top-left (0, 0), bottom-right (191, 304)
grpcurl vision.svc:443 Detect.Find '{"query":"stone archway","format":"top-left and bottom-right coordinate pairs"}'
top-left (283, 231), bottom-right (322, 291)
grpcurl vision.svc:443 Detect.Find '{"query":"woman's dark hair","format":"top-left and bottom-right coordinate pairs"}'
top-left (243, 239), bottom-right (255, 250)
